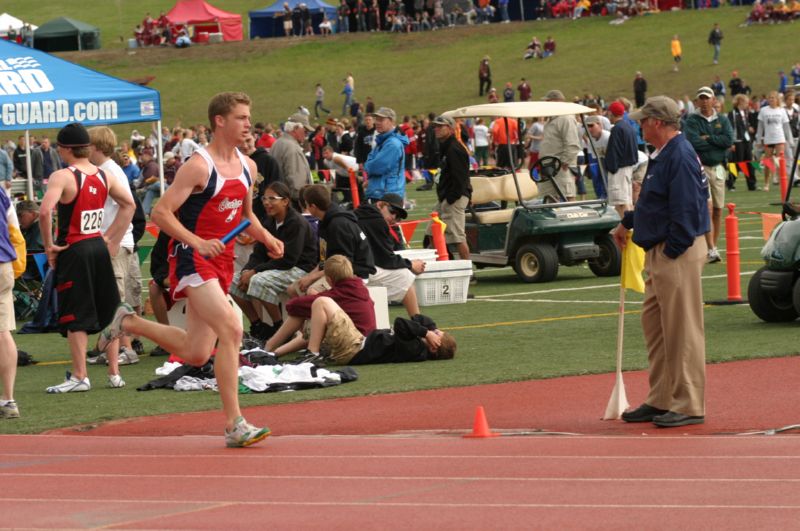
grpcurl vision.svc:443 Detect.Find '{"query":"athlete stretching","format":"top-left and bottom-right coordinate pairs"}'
top-left (99, 93), bottom-right (284, 447)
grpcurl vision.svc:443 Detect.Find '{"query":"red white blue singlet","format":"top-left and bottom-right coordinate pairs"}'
top-left (168, 148), bottom-right (252, 299)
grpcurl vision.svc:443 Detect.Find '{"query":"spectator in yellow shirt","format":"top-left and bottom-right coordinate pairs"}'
top-left (671, 34), bottom-right (682, 72)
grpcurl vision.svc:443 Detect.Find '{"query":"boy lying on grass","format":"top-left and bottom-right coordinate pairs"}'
top-left (265, 254), bottom-right (455, 364)
top-left (306, 296), bottom-right (456, 365)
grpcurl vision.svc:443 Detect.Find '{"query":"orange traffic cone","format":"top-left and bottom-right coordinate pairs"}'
top-left (463, 406), bottom-right (500, 438)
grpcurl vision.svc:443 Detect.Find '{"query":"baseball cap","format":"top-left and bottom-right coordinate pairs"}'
top-left (288, 112), bottom-right (314, 132)
top-left (695, 86), bottom-right (715, 99)
top-left (608, 101), bottom-right (626, 117)
top-left (378, 193), bottom-right (408, 219)
top-left (542, 89), bottom-right (565, 101)
top-left (57, 123), bottom-right (90, 148)
top-left (584, 115), bottom-right (602, 125)
top-left (432, 115), bottom-right (456, 129)
top-left (370, 107), bottom-right (397, 121)
top-left (628, 96), bottom-right (681, 124)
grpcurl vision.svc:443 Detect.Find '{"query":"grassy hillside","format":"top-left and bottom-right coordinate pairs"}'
top-left (4, 4), bottom-right (796, 129)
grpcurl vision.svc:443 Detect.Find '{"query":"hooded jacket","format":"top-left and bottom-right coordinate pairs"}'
top-left (363, 129), bottom-right (409, 199)
top-left (244, 207), bottom-right (318, 273)
top-left (354, 203), bottom-right (409, 270)
top-left (319, 203), bottom-right (376, 279)
top-left (436, 135), bottom-right (472, 204)
top-left (350, 314), bottom-right (438, 365)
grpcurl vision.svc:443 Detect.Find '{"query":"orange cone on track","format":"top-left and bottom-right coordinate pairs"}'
top-left (463, 406), bottom-right (500, 438)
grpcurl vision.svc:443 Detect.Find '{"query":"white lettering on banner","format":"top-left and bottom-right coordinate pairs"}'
top-left (56, 100), bottom-right (69, 121)
top-left (0, 71), bottom-right (30, 95)
top-left (0, 69), bottom-right (52, 95)
top-left (19, 70), bottom-right (53, 93)
top-left (0, 99), bottom-right (116, 126)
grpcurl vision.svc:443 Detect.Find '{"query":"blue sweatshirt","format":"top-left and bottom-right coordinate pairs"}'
top-left (605, 119), bottom-right (639, 174)
top-left (622, 133), bottom-right (709, 258)
top-left (363, 129), bottom-right (409, 199)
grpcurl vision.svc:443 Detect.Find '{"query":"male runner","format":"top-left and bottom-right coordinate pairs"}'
top-left (40, 123), bottom-right (135, 393)
top-left (99, 92), bottom-right (284, 447)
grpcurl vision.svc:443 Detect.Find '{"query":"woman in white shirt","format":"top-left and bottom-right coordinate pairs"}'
top-left (756, 91), bottom-right (793, 191)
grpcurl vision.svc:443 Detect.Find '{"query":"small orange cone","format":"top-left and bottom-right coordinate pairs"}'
top-left (463, 406), bottom-right (500, 438)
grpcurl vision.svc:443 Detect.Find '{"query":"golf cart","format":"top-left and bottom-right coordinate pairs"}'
top-left (747, 146), bottom-right (800, 322)
top-left (442, 102), bottom-right (621, 283)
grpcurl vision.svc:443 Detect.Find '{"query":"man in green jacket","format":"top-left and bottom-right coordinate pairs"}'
top-left (683, 86), bottom-right (733, 264)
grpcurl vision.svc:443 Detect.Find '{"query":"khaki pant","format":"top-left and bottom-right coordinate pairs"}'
top-left (641, 237), bottom-right (707, 417)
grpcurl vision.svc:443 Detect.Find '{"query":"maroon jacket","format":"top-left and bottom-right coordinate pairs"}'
top-left (285, 277), bottom-right (376, 335)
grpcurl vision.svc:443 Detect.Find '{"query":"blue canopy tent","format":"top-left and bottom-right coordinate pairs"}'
top-left (0, 39), bottom-right (163, 199)
top-left (250, 0), bottom-right (337, 39)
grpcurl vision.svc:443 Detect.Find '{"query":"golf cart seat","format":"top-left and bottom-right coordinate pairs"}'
top-left (469, 172), bottom-right (538, 224)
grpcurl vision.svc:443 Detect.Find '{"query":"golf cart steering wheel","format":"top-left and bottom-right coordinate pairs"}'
top-left (533, 156), bottom-right (561, 182)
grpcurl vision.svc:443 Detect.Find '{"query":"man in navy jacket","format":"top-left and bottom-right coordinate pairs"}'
top-left (613, 96), bottom-right (710, 429)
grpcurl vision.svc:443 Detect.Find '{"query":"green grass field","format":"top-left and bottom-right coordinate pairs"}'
top-left (1, 5), bottom-right (798, 434)
top-left (3, 4), bottom-right (798, 128)
top-left (2, 182), bottom-right (797, 435)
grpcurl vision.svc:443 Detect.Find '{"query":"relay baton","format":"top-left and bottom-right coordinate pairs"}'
top-left (221, 218), bottom-right (251, 244)
top-left (203, 219), bottom-right (251, 258)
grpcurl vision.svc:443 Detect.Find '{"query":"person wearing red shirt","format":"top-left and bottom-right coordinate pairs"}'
top-left (264, 255), bottom-right (376, 358)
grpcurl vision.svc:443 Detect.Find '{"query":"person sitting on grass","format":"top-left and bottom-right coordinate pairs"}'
top-left (229, 182), bottom-right (318, 341)
top-left (305, 297), bottom-right (456, 365)
top-left (265, 254), bottom-right (376, 358)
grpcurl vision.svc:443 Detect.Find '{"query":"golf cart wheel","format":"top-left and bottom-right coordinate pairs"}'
top-left (515, 243), bottom-right (559, 283)
top-left (748, 268), bottom-right (798, 322)
top-left (588, 234), bottom-right (622, 277)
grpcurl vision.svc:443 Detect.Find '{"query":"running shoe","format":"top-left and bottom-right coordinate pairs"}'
top-left (97, 303), bottom-right (135, 352)
top-left (87, 351), bottom-right (108, 365)
top-left (225, 416), bottom-right (271, 448)
top-left (707, 248), bottom-right (722, 264)
top-left (0, 400), bottom-right (20, 418)
top-left (118, 347), bottom-right (140, 365)
top-left (46, 372), bottom-right (91, 394)
top-left (107, 374), bottom-right (126, 388)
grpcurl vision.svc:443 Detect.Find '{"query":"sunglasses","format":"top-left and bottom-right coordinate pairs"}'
top-left (262, 195), bottom-right (285, 203)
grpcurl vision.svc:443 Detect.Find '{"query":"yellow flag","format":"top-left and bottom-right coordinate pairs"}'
top-left (621, 231), bottom-right (645, 293)
top-left (728, 163), bottom-right (738, 177)
top-left (5, 204), bottom-right (26, 279)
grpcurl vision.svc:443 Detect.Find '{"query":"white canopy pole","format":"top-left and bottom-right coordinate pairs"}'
top-left (157, 119), bottom-right (165, 195)
top-left (24, 129), bottom-right (33, 200)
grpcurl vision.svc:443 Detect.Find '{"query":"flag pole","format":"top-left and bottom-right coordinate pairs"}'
top-left (603, 235), bottom-right (633, 420)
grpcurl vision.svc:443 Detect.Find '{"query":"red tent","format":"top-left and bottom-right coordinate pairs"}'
top-left (165, 0), bottom-right (243, 42)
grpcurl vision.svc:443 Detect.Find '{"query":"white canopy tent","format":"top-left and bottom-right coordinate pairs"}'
top-left (0, 13), bottom-right (37, 36)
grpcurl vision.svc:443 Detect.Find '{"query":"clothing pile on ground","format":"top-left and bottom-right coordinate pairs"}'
top-left (138, 348), bottom-right (358, 393)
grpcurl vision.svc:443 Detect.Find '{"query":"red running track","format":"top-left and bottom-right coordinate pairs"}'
top-left (1, 434), bottom-right (799, 529)
top-left (49, 357), bottom-right (800, 438)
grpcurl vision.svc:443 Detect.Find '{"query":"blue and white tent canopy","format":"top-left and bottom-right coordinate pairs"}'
top-left (0, 38), bottom-right (161, 131)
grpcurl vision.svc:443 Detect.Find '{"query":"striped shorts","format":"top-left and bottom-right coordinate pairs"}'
top-left (229, 266), bottom-right (306, 305)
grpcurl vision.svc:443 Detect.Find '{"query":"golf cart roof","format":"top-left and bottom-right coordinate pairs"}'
top-left (443, 101), bottom-right (594, 119)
